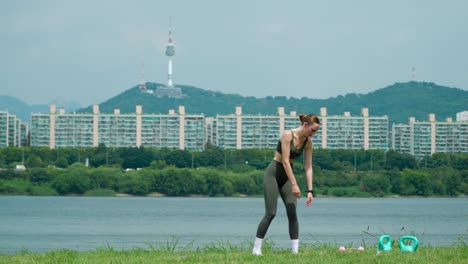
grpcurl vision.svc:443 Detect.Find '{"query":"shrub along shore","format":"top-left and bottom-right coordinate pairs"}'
top-left (0, 163), bottom-right (466, 198)
top-left (1, 146), bottom-right (466, 197)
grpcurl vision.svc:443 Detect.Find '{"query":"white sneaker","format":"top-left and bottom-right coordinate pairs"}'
top-left (252, 237), bottom-right (263, 256)
top-left (252, 249), bottom-right (262, 256)
top-left (291, 239), bottom-right (299, 254)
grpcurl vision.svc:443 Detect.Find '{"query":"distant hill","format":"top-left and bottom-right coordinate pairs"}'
top-left (2, 82), bottom-right (466, 124)
top-left (78, 81), bottom-right (468, 124)
top-left (0, 96), bottom-right (48, 123)
top-left (0, 96), bottom-right (81, 123)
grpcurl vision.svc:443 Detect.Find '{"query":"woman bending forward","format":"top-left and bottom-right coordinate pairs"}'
top-left (252, 114), bottom-right (320, 255)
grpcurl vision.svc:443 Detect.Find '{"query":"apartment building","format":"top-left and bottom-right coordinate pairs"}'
top-left (392, 114), bottom-right (468, 159)
top-left (318, 108), bottom-right (388, 150)
top-left (30, 105), bottom-right (468, 158)
top-left (30, 105), bottom-right (205, 150)
top-left (456, 111), bottom-right (468, 122)
top-left (0, 112), bottom-right (8, 147)
top-left (213, 106), bottom-right (299, 149)
top-left (211, 106), bottom-right (388, 150)
top-left (0, 111), bottom-right (28, 147)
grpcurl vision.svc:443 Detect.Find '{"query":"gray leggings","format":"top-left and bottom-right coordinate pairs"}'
top-left (255, 160), bottom-right (298, 239)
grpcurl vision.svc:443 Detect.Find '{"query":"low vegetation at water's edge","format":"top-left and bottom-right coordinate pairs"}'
top-left (1, 146), bottom-right (467, 197)
top-left (0, 241), bottom-right (466, 264)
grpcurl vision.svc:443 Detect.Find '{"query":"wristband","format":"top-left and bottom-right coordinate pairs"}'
top-left (307, 190), bottom-right (314, 194)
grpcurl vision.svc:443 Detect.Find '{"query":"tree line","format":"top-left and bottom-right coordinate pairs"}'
top-left (0, 144), bottom-right (466, 197)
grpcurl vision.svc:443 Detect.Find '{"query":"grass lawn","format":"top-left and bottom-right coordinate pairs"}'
top-left (1, 242), bottom-right (466, 264)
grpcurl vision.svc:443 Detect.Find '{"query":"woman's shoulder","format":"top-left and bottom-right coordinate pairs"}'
top-left (280, 130), bottom-right (293, 141)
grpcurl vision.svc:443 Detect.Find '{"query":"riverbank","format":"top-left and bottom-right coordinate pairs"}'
top-left (0, 244), bottom-right (466, 264)
top-left (1, 192), bottom-right (466, 198)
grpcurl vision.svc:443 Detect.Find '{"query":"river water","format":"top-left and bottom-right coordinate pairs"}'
top-left (0, 196), bottom-right (466, 253)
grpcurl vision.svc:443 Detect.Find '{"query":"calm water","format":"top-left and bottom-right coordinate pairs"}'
top-left (0, 196), bottom-right (466, 253)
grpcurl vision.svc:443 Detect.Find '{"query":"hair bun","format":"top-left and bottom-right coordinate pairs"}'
top-left (298, 113), bottom-right (320, 125)
top-left (298, 113), bottom-right (306, 122)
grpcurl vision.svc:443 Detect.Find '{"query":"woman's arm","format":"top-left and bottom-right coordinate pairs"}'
top-left (303, 139), bottom-right (314, 206)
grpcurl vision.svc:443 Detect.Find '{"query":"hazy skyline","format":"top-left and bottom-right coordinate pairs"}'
top-left (2, 0), bottom-right (468, 107)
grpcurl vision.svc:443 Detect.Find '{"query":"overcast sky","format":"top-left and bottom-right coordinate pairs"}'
top-left (1, 0), bottom-right (467, 107)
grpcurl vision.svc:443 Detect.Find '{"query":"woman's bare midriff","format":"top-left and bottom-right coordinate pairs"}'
top-left (273, 151), bottom-right (294, 165)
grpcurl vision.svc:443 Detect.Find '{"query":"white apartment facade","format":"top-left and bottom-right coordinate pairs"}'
top-left (30, 105), bottom-right (468, 158)
top-left (30, 105), bottom-right (205, 150)
top-left (0, 111), bottom-right (27, 147)
top-left (212, 106), bottom-right (388, 150)
top-left (392, 114), bottom-right (468, 159)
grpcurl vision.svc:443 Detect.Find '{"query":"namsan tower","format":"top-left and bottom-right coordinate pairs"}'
top-left (156, 17), bottom-right (182, 98)
top-left (165, 18), bottom-right (175, 87)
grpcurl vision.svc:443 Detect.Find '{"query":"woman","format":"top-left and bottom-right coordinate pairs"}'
top-left (252, 114), bottom-right (320, 255)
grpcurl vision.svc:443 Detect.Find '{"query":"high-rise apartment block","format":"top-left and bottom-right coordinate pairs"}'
top-left (317, 107), bottom-right (388, 150)
top-left (28, 105), bottom-right (468, 158)
top-left (0, 111), bottom-right (28, 147)
top-left (211, 106), bottom-right (388, 150)
top-left (30, 105), bottom-right (204, 150)
top-left (392, 114), bottom-right (468, 159)
top-left (456, 111), bottom-right (468, 122)
top-left (212, 107), bottom-right (299, 149)
top-left (30, 105), bottom-right (388, 151)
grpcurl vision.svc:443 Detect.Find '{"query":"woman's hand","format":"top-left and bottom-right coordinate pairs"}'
top-left (306, 192), bottom-right (313, 206)
top-left (292, 183), bottom-right (301, 198)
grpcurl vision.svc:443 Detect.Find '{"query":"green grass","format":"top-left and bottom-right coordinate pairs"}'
top-left (0, 241), bottom-right (466, 264)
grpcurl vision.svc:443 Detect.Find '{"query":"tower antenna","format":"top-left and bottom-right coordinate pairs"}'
top-left (140, 60), bottom-right (147, 91)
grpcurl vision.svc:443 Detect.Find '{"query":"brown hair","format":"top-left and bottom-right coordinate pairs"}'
top-left (299, 114), bottom-right (320, 125)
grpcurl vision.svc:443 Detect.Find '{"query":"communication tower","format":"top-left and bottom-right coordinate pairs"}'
top-left (139, 61), bottom-right (149, 92)
top-left (411, 66), bottom-right (416, 81)
top-left (156, 17), bottom-right (182, 98)
top-left (166, 18), bottom-right (175, 87)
